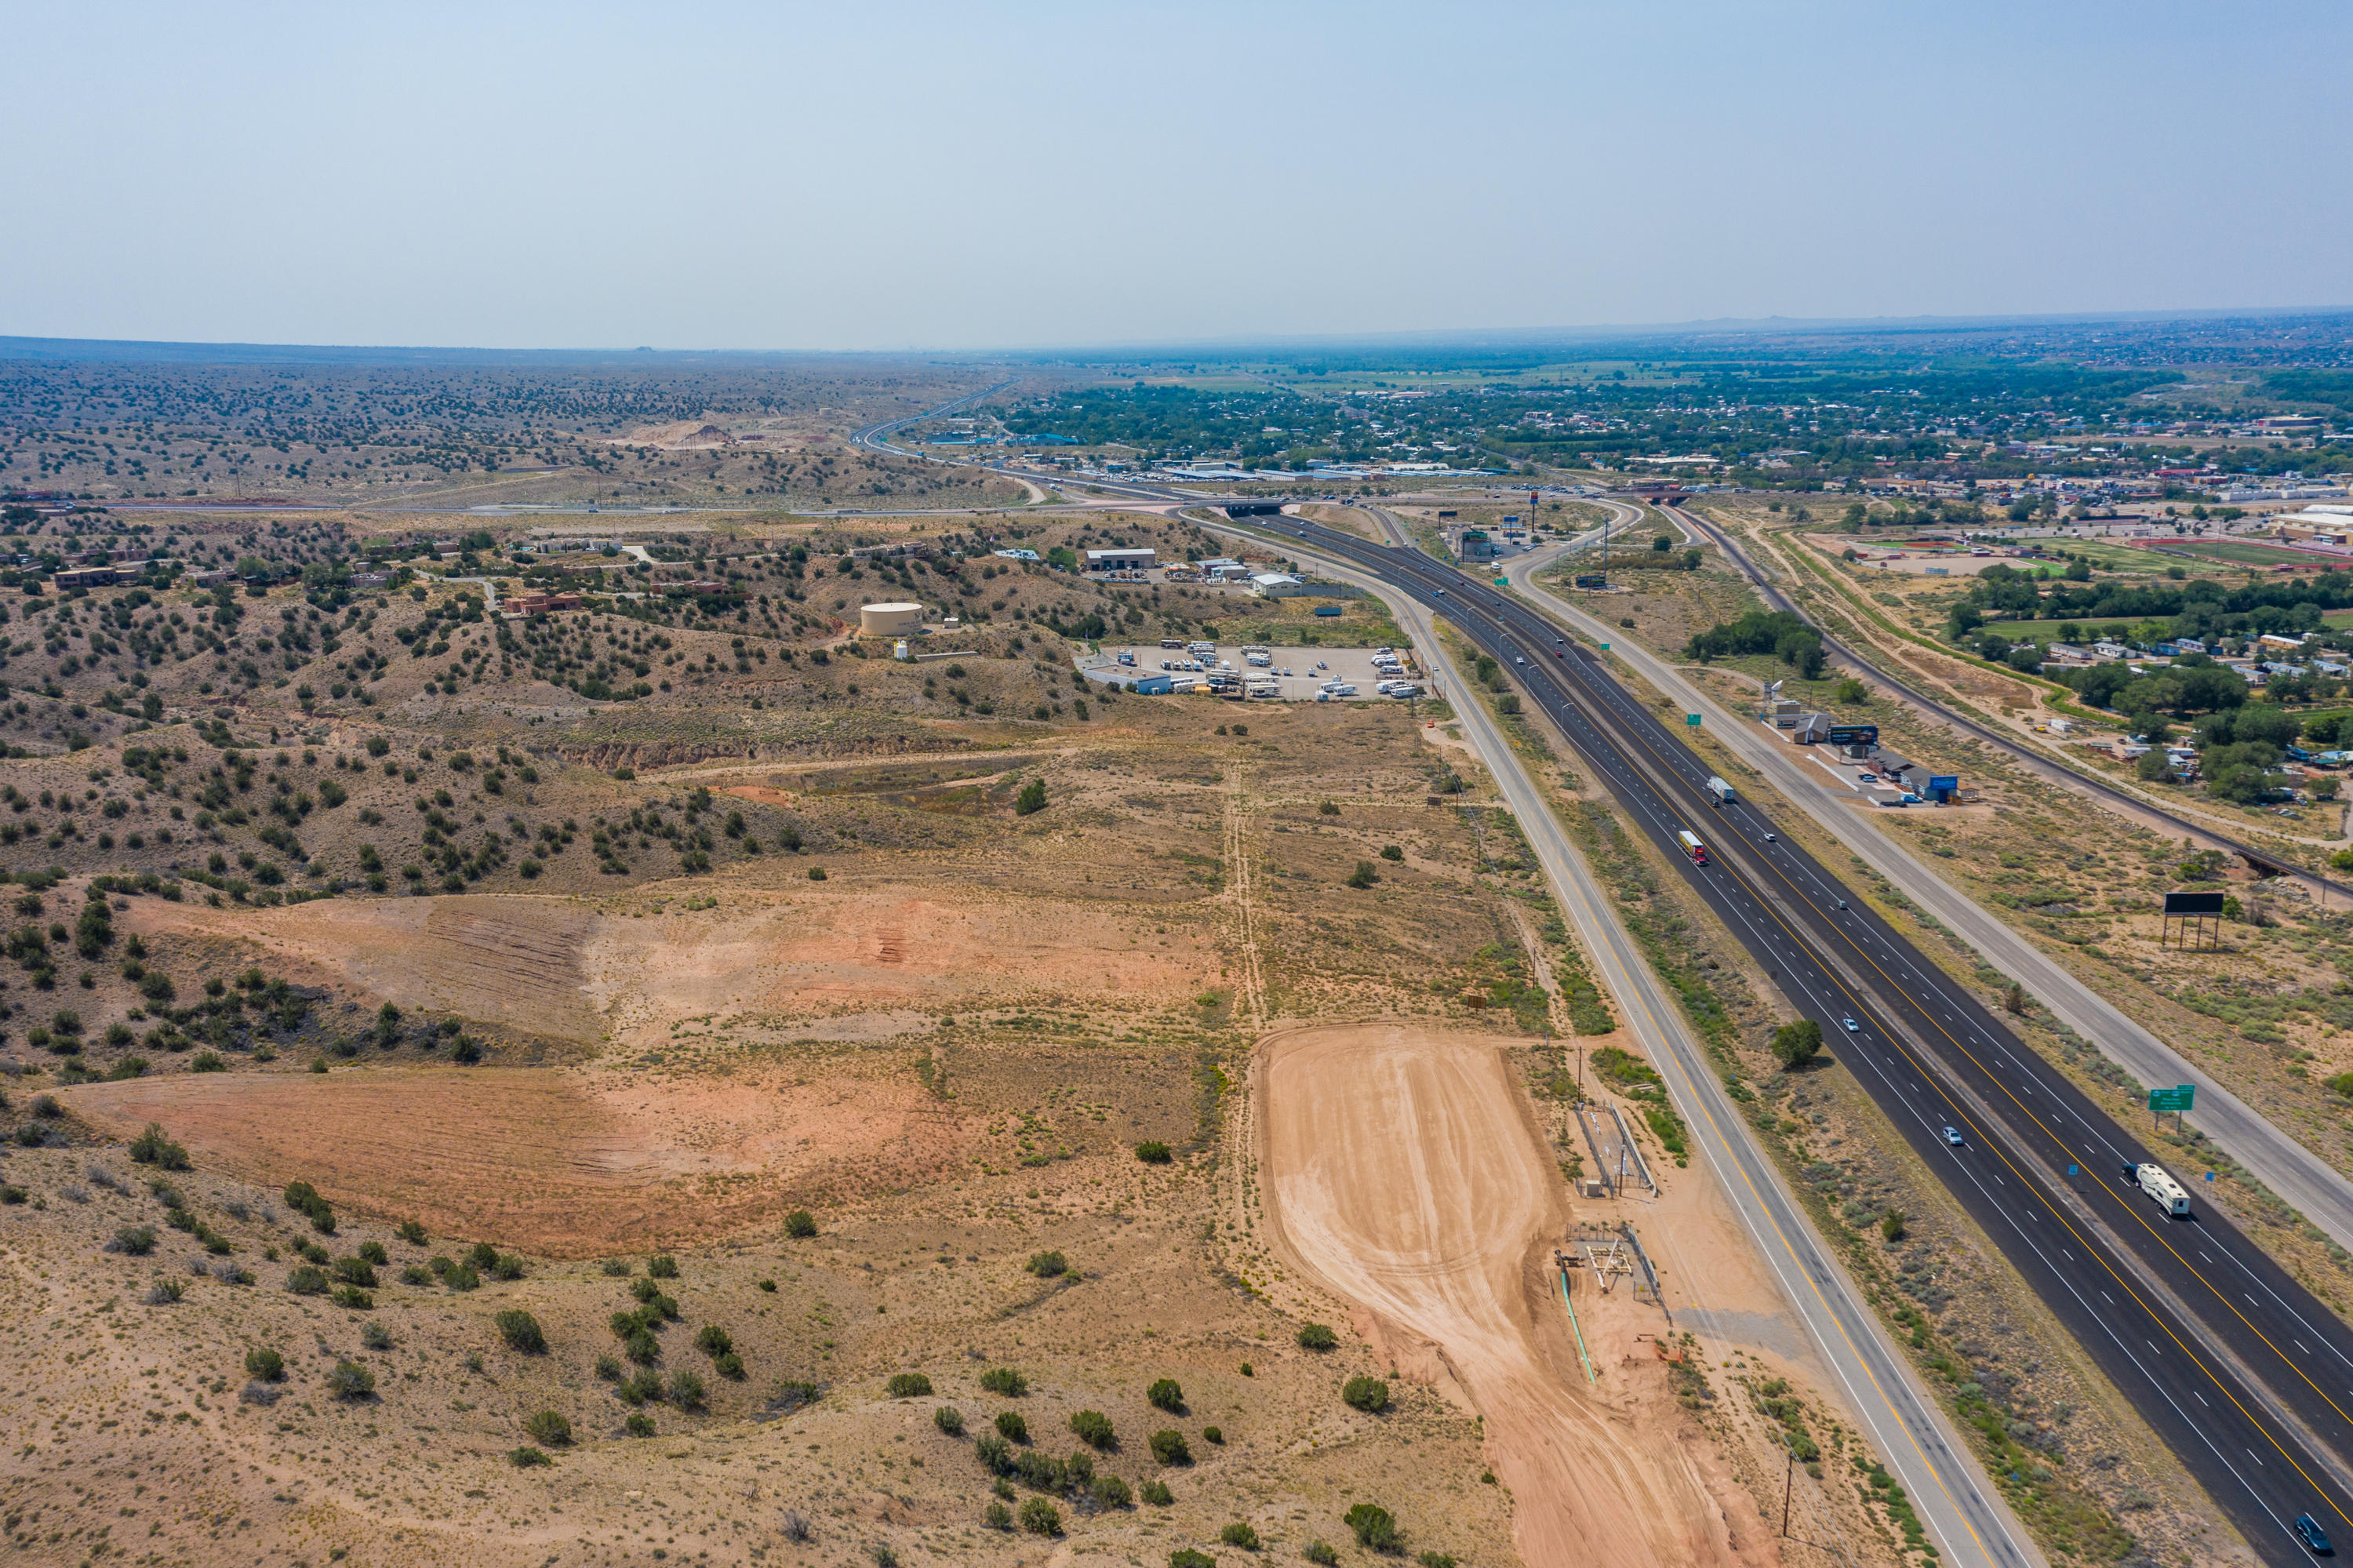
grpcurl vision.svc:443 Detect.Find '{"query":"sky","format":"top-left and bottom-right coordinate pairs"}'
top-left (3, 1), bottom-right (2348, 353)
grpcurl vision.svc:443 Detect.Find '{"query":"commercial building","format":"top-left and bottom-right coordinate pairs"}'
top-left (1083, 548), bottom-right (1155, 572)
top-left (1248, 573), bottom-right (1302, 597)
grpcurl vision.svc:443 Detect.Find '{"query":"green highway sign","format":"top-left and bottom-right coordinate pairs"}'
top-left (1493, 577), bottom-right (1510, 588)
top-left (2149, 1085), bottom-right (2195, 1113)
top-left (1597, 642), bottom-right (1609, 651)
top-left (1686, 713), bottom-right (1702, 727)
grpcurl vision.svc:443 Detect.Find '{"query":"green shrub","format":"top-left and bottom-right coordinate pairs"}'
top-left (670, 1370), bottom-right (705, 1408)
top-left (1149, 1429), bottom-right (1191, 1466)
top-left (647, 1253), bottom-right (678, 1279)
top-left (1170, 1552), bottom-right (1215, 1568)
top-left (978, 1366), bottom-right (1027, 1396)
top-left (1017, 1497), bottom-right (1061, 1536)
top-left (934, 1406), bottom-right (966, 1435)
top-left (715, 1352), bottom-right (745, 1381)
top-left (984, 1501), bottom-right (1013, 1530)
top-left (1014, 779), bottom-right (1048, 816)
top-left (397, 1219), bottom-right (428, 1246)
top-left (1304, 1541), bottom-right (1339, 1566)
top-left (595, 1355), bottom-right (622, 1381)
top-left (995, 1410), bottom-right (1029, 1443)
top-left (495, 1310), bottom-right (547, 1353)
top-left (1346, 860), bottom-right (1379, 889)
top-left (1417, 1552), bottom-right (1457, 1568)
top-left (128, 1122), bottom-right (191, 1171)
top-left (620, 1370), bottom-right (664, 1405)
top-left (524, 1410), bottom-right (573, 1446)
top-left (245, 1347), bottom-right (284, 1381)
top-left (886, 1372), bottom-right (933, 1399)
top-left (1141, 1479), bottom-right (1173, 1505)
top-left (1092, 1473), bottom-right (1133, 1508)
top-left (784, 1208), bottom-right (818, 1237)
top-left (285, 1264), bottom-right (329, 1296)
top-left (1026, 1250), bottom-right (1068, 1278)
top-left (1134, 1141), bottom-right (1173, 1163)
top-left (974, 1433), bottom-right (1014, 1475)
top-left (1147, 1377), bottom-right (1185, 1413)
top-left (695, 1324), bottom-right (733, 1358)
top-left (601, 1257), bottom-right (632, 1276)
top-left (329, 1257), bottom-right (376, 1288)
top-left (1297, 1322), bottom-right (1337, 1351)
top-left (1203, 1426), bottom-right (1224, 1444)
top-left (282, 1179), bottom-right (335, 1232)
top-left (191, 1050), bottom-right (226, 1073)
top-left (625, 1412), bottom-right (656, 1437)
top-left (1345, 1504), bottom-right (1399, 1552)
top-left (507, 1446), bottom-right (551, 1468)
top-left (627, 1330), bottom-right (660, 1366)
top-left (330, 1285), bottom-right (373, 1310)
top-left (110, 1224), bottom-right (157, 1256)
top-left (1071, 1410), bottom-right (1116, 1450)
top-left (443, 1261), bottom-right (480, 1292)
top-left (357, 1241), bottom-right (389, 1266)
top-left (1341, 1377), bottom-right (1390, 1413)
top-left (326, 1360), bottom-right (375, 1399)
top-left (1220, 1523), bottom-right (1260, 1549)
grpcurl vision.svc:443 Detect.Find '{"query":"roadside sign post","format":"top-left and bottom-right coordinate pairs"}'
top-left (2148, 1084), bottom-right (2195, 1133)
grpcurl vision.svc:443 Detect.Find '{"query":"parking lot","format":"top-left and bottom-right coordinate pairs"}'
top-left (1102, 642), bottom-right (1424, 700)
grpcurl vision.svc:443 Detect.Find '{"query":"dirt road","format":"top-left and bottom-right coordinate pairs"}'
top-left (1258, 1024), bottom-right (1759, 1568)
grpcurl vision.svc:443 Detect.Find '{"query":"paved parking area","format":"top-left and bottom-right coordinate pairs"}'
top-left (1104, 642), bottom-right (1423, 700)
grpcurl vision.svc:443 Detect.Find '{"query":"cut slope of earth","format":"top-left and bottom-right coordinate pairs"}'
top-left (1259, 1023), bottom-right (1760, 1568)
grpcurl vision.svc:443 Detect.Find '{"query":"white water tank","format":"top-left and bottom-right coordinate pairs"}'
top-left (860, 602), bottom-right (923, 637)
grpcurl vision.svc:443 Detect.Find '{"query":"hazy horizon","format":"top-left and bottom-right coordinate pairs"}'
top-left (6, 2), bottom-right (2349, 352)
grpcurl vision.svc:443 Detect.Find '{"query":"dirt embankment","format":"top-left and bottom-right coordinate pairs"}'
top-left (1257, 1024), bottom-right (1766, 1568)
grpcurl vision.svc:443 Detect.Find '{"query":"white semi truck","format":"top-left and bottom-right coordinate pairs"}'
top-left (2133, 1162), bottom-right (2191, 1217)
top-left (1704, 776), bottom-right (1736, 805)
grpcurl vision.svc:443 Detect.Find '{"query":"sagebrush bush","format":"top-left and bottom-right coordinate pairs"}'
top-left (245, 1347), bottom-right (284, 1381)
top-left (886, 1371), bottom-right (933, 1399)
top-left (507, 1446), bottom-right (550, 1468)
top-left (495, 1309), bottom-right (546, 1353)
top-left (1025, 1250), bottom-right (1068, 1278)
top-left (669, 1370), bottom-right (705, 1408)
top-left (1133, 1141), bottom-right (1173, 1164)
top-left (1304, 1540), bottom-right (1339, 1566)
top-left (524, 1410), bottom-right (573, 1446)
top-left (1297, 1322), bottom-right (1338, 1352)
top-left (356, 1241), bottom-right (388, 1266)
top-left (646, 1253), bottom-right (679, 1279)
top-left (933, 1406), bottom-right (965, 1435)
top-left (108, 1224), bottom-right (157, 1256)
top-left (625, 1412), bottom-right (656, 1437)
top-left (326, 1360), bottom-right (375, 1399)
top-left (595, 1355), bottom-right (622, 1382)
top-left (285, 1264), bottom-right (328, 1296)
top-left (1341, 1377), bottom-right (1391, 1413)
top-left (362, 1322), bottom-right (393, 1351)
top-left (1071, 1410), bottom-right (1116, 1450)
top-left (330, 1285), bottom-right (373, 1310)
top-left (1148, 1429), bottom-right (1191, 1466)
top-left (978, 1366), bottom-right (1027, 1397)
top-left (974, 1434), bottom-right (1013, 1475)
top-left (1017, 1497), bottom-right (1060, 1537)
top-left (695, 1324), bottom-right (733, 1358)
top-left (1091, 1473), bottom-right (1133, 1508)
top-left (1220, 1522), bottom-right (1260, 1549)
top-left (1141, 1479), bottom-right (1173, 1506)
top-left (144, 1280), bottom-right (183, 1305)
top-left (995, 1410), bottom-right (1029, 1443)
top-left (784, 1210), bottom-right (817, 1238)
top-left (1170, 1551), bottom-right (1214, 1568)
top-left (1147, 1377), bottom-right (1185, 1413)
top-left (715, 1351), bottom-right (744, 1381)
top-left (984, 1501), bottom-right (1013, 1531)
top-left (1345, 1503), bottom-right (1399, 1551)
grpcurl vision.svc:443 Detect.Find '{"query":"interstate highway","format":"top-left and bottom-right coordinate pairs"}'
top-left (1262, 513), bottom-right (2353, 1565)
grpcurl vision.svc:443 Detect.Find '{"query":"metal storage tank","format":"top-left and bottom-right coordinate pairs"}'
top-left (859, 602), bottom-right (923, 637)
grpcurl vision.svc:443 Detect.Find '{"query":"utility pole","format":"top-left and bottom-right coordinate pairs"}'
top-left (1780, 1450), bottom-right (1794, 1538)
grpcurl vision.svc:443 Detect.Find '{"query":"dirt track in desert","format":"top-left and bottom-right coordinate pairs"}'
top-left (1258, 1023), bottom-right (1766, 1568)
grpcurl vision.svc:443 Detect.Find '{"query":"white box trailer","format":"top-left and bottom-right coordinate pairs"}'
top-left (1705, 776), bottom-right (1735, 805)
top-left (2133, 1162), bottom-right (2191, 1217)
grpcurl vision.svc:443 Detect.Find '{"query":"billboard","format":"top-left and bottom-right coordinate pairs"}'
top-left (1573, 574), bottom-right (1609, 589)
top-left (1825, 724), bottom-right (1879, 747)
top-left (2163, 890), bottom-right (2227, 916)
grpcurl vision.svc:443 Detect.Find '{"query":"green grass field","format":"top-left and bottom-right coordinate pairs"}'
top-left (2165, 538), bottom-right (2337, 567)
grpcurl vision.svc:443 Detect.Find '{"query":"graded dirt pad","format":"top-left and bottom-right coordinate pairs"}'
top-left (125, 895), bottom-right (606, 1044)
top-left (1259, 1024), bottom-right (1754, 1568)
top-left (60, 1066), bottom-right (974, 1254)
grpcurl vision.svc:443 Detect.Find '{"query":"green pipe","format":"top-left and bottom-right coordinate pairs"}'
top-left (1558, 1264), bottom-right (1596, 1384)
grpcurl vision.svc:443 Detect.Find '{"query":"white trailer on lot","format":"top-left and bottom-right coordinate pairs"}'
top-left (2134, 1162), bottom-right (2191, 1217)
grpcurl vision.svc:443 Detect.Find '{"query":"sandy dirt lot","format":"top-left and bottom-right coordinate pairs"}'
top-left (61, 1066), bottom-right (974, 1254)
top-left (1257, 1024), bottom-right (1764, 1568)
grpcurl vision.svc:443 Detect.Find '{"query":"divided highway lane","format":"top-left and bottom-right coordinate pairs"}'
top-left (1265, 515), bottom-right (2353, 1566)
